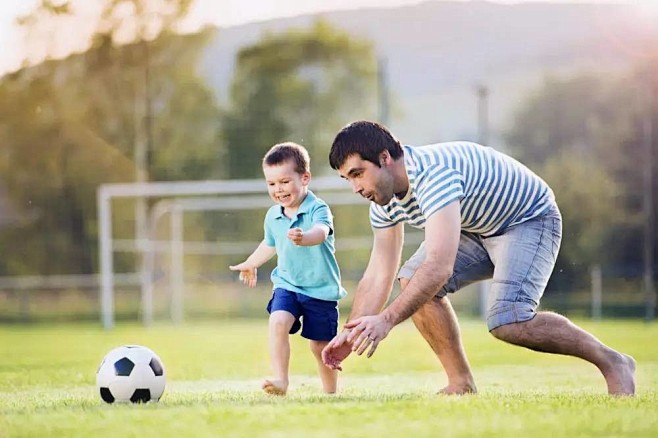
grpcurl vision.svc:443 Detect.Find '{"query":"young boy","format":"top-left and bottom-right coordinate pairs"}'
top-left (229, 142), bottom-right (347, 395)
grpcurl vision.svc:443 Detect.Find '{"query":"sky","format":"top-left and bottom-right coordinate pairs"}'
top-left (1, 0), bottom-right (656, 75)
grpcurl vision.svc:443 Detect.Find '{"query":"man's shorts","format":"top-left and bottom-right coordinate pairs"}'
top-left (398, 205), bottom-right (562, 331)
top-left (266, 288), bottom-right (339, 341)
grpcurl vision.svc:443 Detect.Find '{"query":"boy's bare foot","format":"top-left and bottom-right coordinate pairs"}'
top-left (262, 379), bottom-right (288, 396)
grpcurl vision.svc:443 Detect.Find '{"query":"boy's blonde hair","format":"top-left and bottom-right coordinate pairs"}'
top-left (263, 142), bottom-right (310, 175)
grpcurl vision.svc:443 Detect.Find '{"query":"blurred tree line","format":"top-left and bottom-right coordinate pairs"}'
top-left (0, 0), bottom-right (656, 313)
top-left (0, 0), bottom-right (376, 277)
top-left (505, 57), bottom-right (658, 302)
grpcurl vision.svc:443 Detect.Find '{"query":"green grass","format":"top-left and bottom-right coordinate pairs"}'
top-left (1, 318), bottom-right (657, 437)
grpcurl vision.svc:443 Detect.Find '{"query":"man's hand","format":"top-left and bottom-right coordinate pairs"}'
top-left (321, 329), bottom-right (353, 371)
top-left (345, 314), bottom-right (394, 358)
top-left (228, 262), bottom-right (258, 288)
top-left (287, 227), bottom-right (304, 245)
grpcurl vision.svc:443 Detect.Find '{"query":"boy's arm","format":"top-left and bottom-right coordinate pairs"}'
top-left (287, 224), bottom-right (330, 246)
top-left (229, 240), bottom-right (276, 287)
top-left (288, 203), bottom-right (333, 246)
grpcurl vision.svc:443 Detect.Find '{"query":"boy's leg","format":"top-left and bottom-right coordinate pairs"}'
top-left (298, 295), bottom-right (339, 394)
top-left (485, 208), bottom-right (635, 395)
top-left (310, 340), bottom-right (338, 394)
top-left (264, 310), bottom-right (296, 395)
top-left (264, 289), bottom-right (302, 396)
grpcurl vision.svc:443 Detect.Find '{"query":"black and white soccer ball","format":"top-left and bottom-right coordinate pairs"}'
top-left (96, 345), bottom-right (166, 403)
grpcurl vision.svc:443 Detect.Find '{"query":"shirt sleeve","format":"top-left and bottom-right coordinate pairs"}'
top-left (263, 210), bottom-right (275, 246)
top-left (415, 166), bottom-right (464, 217)
top-left (311, 203), bottom-right (334, 235)
top-left (369, 203), bottom-right (400, 229)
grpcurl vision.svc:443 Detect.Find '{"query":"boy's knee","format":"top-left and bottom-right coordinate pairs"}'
top-left (309, 340), bottom-right (327, 357)
top-left (269, 311), bottom-right (294, 332)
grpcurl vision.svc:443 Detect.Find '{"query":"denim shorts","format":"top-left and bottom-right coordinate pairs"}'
top-left (398, 205), bottom-right (562, 331)
top-left (266, 288), bottom-right (339, 341)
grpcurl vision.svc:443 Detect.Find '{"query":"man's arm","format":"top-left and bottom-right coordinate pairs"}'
top-left (381, 200), bottom-right (461, 325)
top-left (349, 222), bottom-right (405, 320)
top-left (346, 200), bottom-right (462, 356)
top-left (321, 222), bottom-right (403, 370)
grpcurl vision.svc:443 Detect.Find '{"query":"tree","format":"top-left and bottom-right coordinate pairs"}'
top-left (0, 0), bottom-right (221, 276)
top-left (504, 65), bottom-right (657, 287)
top-left (222, 20), bottom-right (378, 179)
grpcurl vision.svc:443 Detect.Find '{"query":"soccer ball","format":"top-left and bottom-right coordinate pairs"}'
top-left (96, 345), bottom-right (166, 403)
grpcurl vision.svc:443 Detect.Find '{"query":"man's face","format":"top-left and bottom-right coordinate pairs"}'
top-left (337, 153), bottom-right (395, 206)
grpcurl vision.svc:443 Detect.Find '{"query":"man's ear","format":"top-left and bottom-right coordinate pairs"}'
top-left (380, 151), bottom-right (391, 166)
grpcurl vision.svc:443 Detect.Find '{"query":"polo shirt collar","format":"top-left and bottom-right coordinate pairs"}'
top-left (273, 189), bottom-right (316, 219)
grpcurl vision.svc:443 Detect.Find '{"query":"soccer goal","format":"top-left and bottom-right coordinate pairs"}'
top-left (97, 176), bottom-right (371, 329)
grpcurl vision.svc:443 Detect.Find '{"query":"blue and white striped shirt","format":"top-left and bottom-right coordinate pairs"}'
top-left (369, 143), bottom-right (555, 236)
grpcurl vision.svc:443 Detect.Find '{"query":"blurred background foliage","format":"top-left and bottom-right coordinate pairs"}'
top-left (0, 0), bottom-right (656, 321)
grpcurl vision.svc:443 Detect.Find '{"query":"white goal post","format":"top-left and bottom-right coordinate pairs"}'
top-left (96, 177), bottom-right (355, 329)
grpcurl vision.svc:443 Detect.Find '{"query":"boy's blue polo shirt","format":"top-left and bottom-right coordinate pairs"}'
top-left (264, 190), bottom-right (347, 301)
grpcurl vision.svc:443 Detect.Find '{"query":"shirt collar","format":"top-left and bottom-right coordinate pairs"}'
top-left (273, 189), bottom-right (316, 219)
top-left (402, 145), bottom-right (416, 173)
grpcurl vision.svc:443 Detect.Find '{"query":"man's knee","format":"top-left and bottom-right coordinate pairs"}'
top-left (486, 299), bottom-right (537, 332)
top-left (489, 313), bottom-right (540, 344)
top-left (490, 322), bottom-right (516, 341)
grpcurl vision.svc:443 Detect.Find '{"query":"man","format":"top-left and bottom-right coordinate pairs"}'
top-left (321, 120), bottom-right (636, 396)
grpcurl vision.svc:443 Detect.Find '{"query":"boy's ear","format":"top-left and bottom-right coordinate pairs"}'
top-left (302, 171), bottom-right (311, 184)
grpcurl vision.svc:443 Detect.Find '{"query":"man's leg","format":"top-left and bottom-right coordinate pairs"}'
top-left (399, 233), bottom-right (493, 395)
top-left (490, 313), bottom-right (635, 395)
top-left (407, 286), bottom-right (477, 394)
top-left (485, 208), bottom-right (635, 395)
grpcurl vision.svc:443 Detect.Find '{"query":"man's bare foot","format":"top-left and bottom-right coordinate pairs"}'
top-left (603, 352), bottom-right (636, 396)
top-left (262, 379), bottom-right (288, 396)
top-left (437, 381), bottom-right (477, 395)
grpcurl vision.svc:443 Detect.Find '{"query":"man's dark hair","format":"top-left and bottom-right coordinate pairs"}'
top-left (329, 120), bottom-right (403, 170)
top-left (263, 142), bottom-right (310, 175)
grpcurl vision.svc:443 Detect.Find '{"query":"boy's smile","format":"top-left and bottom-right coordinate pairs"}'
top-left (263, 160), bottom-right (310, 212)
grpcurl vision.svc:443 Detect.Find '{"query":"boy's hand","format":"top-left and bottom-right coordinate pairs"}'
top-left (229, 263), bottom-right (258, 288)
top-left (287, 227), bottom-right (304, 245)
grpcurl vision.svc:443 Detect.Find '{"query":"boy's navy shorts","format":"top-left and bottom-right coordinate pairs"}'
top-left (266, 288), bottom-right (339, 341)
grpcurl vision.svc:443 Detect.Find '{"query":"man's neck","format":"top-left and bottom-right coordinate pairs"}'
top-left (392, 156), bottom-right (410, 199)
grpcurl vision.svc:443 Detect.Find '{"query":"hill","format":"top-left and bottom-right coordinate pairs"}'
top-left (199, 0), bottom-right (656, 146)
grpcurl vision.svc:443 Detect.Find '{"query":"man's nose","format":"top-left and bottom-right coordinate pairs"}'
top-left (350, 180), bottom-right (361, 194)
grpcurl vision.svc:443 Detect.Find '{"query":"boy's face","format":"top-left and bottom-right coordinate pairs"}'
top-left (263, 160), bottom-right (310, 209)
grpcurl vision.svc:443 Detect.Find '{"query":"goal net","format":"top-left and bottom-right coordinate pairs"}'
top-left (98, 176), bottom-right (424, 328)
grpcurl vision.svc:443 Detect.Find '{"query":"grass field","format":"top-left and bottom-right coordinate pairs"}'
top-left (1, 318), bottom-right (657, 437)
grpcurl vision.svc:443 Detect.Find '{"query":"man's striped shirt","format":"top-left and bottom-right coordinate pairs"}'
top-left (369, 142), bottom-right (555, 236)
